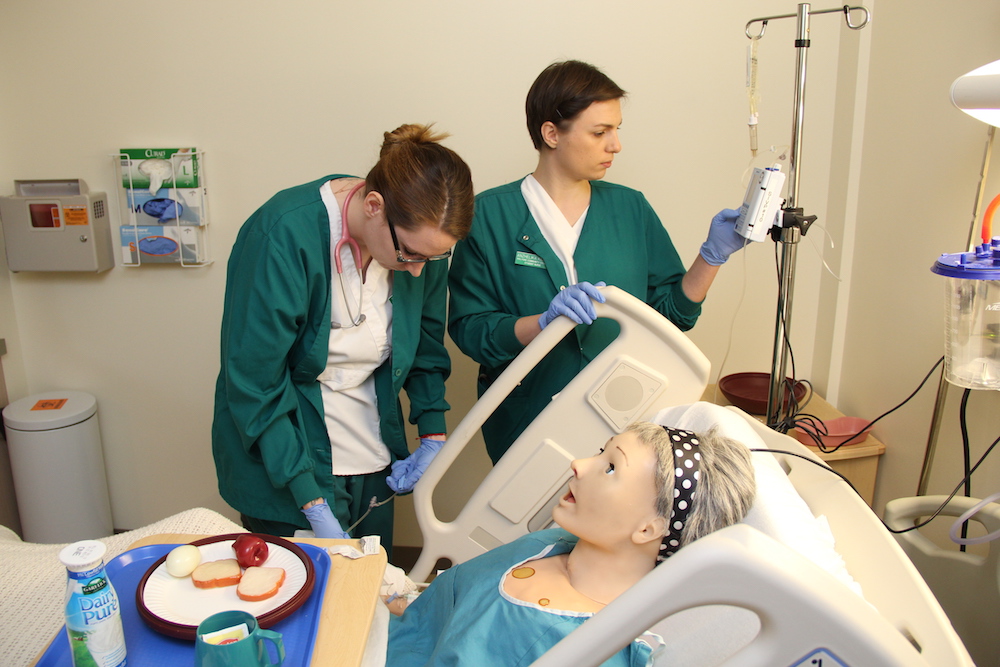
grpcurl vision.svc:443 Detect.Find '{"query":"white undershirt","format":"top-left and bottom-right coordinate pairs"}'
top-left (318, 180), bottom-right (393, 476)
top-left (521, 174), bottom-right (588, 285)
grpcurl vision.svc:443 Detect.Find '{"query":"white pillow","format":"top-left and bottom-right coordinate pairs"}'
top-left (645, 403), bottom-right (863, 666)
top-left (650, 402), bottom-right (863, 596)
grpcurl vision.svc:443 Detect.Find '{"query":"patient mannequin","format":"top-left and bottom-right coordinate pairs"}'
top-left (386, 421), bottom-right (756, 666)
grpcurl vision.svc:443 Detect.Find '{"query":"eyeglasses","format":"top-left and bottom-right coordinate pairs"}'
top-left (386, 216), bottom-right (452, 263)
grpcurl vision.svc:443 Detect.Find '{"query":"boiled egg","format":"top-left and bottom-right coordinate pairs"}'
top-left (165, 544), bottom-right (202, 578)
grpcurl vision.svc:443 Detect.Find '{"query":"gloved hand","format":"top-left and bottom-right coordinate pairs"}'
top-left (538, 281), bottom-right (607, 329)
top-left (699, 208), bottom-right (746, 266)
top-left (386, 436), bottom-right (446, 493)
top-left (301, 500), bottom-right (350, 539)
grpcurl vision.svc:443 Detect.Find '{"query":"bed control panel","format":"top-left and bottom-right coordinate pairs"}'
top-left (586, 358), bottom-right (666, 431)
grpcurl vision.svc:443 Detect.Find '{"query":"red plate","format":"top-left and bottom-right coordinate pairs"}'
top-left (135, 533), bottom-right (315, 640)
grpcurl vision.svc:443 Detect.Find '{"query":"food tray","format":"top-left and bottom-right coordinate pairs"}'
top-left (35, 542), bottom-right (330, 666)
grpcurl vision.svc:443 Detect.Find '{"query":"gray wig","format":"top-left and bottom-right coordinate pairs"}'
top-left (625, 421), bottom-right (756, 549)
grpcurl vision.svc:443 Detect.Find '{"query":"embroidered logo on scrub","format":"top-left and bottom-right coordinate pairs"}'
top-left (515, 251), bottom-right (546, 269)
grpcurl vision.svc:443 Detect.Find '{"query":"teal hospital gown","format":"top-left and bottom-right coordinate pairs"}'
top-left (387, 529), bottom-right (653, 666)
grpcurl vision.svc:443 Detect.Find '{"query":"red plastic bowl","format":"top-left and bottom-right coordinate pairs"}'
top-left (793, 416), bottom-right (873, 448)
top-left (718, 372), bottom-right (807, 415)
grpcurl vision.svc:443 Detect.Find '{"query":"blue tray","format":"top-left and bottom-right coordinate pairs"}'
top-left (36, 542), bottom-right (330, 666)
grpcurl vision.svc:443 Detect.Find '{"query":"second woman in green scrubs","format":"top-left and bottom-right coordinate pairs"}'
top-left (449, 61), bottom-right (745, 463)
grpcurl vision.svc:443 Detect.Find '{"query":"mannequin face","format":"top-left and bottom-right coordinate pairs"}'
top-left (541, 98), bottom-right (623, 182)
top-left (553, 431), bottom-right (661, 548)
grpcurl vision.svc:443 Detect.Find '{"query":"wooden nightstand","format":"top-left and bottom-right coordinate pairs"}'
top-left (702, 385), bottom-right (886, 506)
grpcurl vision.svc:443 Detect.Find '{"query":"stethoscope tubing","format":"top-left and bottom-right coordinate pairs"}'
top-left (335, 181), bottom-right (366, 274)
top-left (333, 181), bottom-right (367, 328)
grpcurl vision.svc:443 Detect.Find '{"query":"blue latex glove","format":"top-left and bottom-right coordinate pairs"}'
top-left (538, 281), bottom-right (607, 329)
top-left (301, 501), bottom-right (350, 539)
top-left (386, 437), bottom-right (446, 493)
top-left (699, 208), bottom-right (746, 266)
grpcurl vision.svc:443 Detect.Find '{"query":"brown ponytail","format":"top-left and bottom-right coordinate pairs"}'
top-left (365, 123), bottom-right (474, 240)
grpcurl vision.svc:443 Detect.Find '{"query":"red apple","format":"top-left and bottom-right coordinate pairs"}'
top-left (233, 534), bottom-right (269, 568)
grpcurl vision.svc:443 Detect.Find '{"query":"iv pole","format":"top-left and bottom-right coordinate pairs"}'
top-left (744, 4), bottom-right (871, 425)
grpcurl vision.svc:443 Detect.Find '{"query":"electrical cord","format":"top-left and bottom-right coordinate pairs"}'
top-left (758, 353), bottom-right (998, 540)
top-left (763, 212), bottom-right (946, 453)
top-left (749, 313), bottom-right (996, 540)
top-left (959, 388), bottom-right (973, 549)
top-left (751, 447), bottom-right (863, 496)
top-left (765, 242), bottom-right (814, 431)
top-left (754, 430), bottom-right (1000, 536)
top-left (791, 357), bottom-right (945, 454)
top-left (762, 226), bottom-right (943, 447)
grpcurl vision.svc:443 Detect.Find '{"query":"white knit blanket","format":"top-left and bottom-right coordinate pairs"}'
top-left (1, 507), bottom-right (244, 667)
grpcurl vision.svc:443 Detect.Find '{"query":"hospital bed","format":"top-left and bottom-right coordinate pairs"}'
top-left (412, 286), bottom-right (973, 666)
top-left (884, 495), bottom-right (1000, 666)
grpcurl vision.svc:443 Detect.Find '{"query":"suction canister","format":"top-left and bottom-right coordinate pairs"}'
top-left (931, 238), bottom-right (1000, 389)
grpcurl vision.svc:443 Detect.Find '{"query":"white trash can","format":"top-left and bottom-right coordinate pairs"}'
top-left (2, 391), bottom-right (113, 543)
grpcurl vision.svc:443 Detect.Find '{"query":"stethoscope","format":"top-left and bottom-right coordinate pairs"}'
top-left (333, 181), bottom-right (367, 329)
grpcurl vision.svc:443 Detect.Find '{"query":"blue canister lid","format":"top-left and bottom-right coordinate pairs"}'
top-left (931, 238), bottom-right (1000, 280)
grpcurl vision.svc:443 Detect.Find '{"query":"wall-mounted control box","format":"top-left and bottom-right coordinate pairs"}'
top-left (0, 179), bottom-right (114, 272)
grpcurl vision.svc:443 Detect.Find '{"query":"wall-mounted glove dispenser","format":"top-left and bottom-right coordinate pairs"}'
top-left (113, 148), bottom-right (211, 267)
top-left (0, 179), bottom-right (114, 273)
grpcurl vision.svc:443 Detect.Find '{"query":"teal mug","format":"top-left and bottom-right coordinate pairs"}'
top-left (195, 610), bottom-right (285, 667)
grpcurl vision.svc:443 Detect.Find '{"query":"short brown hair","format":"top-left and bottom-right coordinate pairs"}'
top-left (364, 124), bottom-right (474, 240)
top-left (525, 60), bottom-right (627, 150)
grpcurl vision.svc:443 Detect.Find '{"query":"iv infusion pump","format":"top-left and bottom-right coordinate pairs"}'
top-left (736, 164), bottom-right (786, 242)
top-left (0, 179), bottom-right (114, 272)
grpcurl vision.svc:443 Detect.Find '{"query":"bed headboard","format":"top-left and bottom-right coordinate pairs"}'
top-left (0, 338), bottom-right (22, 536)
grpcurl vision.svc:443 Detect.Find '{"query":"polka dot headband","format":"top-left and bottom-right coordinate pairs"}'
top-left (657, 427), bottom-right (701, 564)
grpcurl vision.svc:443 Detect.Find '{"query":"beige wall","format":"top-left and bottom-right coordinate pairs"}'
top-left (837, 0), bottom-right (1000, 514)
top-left (0, 0), bottom-right (996, 546)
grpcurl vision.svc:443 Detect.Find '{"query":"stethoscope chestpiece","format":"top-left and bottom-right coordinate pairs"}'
top-left (331, 314), bottom-right (366, 330)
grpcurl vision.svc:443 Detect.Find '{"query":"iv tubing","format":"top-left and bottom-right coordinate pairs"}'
top-left (950, 491), bottom-right (1000, 545)
top-left (747, 37), bottom-right (761, 156)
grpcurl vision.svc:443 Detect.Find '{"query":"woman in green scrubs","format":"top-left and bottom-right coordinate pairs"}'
top-left (213, 124), bottom-right (474, 554)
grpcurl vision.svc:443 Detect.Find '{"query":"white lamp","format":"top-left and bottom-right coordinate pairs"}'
top-left (951, 59), bottom-right (1000, 128)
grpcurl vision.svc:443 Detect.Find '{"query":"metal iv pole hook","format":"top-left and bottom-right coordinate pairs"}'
top-left (746, 19), bottom-right (768, 40)
top-left (842, 5), bottom-right (871, 30)
top-left (746, 5), bottom-right (871, 40)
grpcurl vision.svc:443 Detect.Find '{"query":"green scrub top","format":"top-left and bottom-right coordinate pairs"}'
top-left (213, 175), bottom-right (450, 529)
top-left (448, 178), bottom-right (699, 462)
